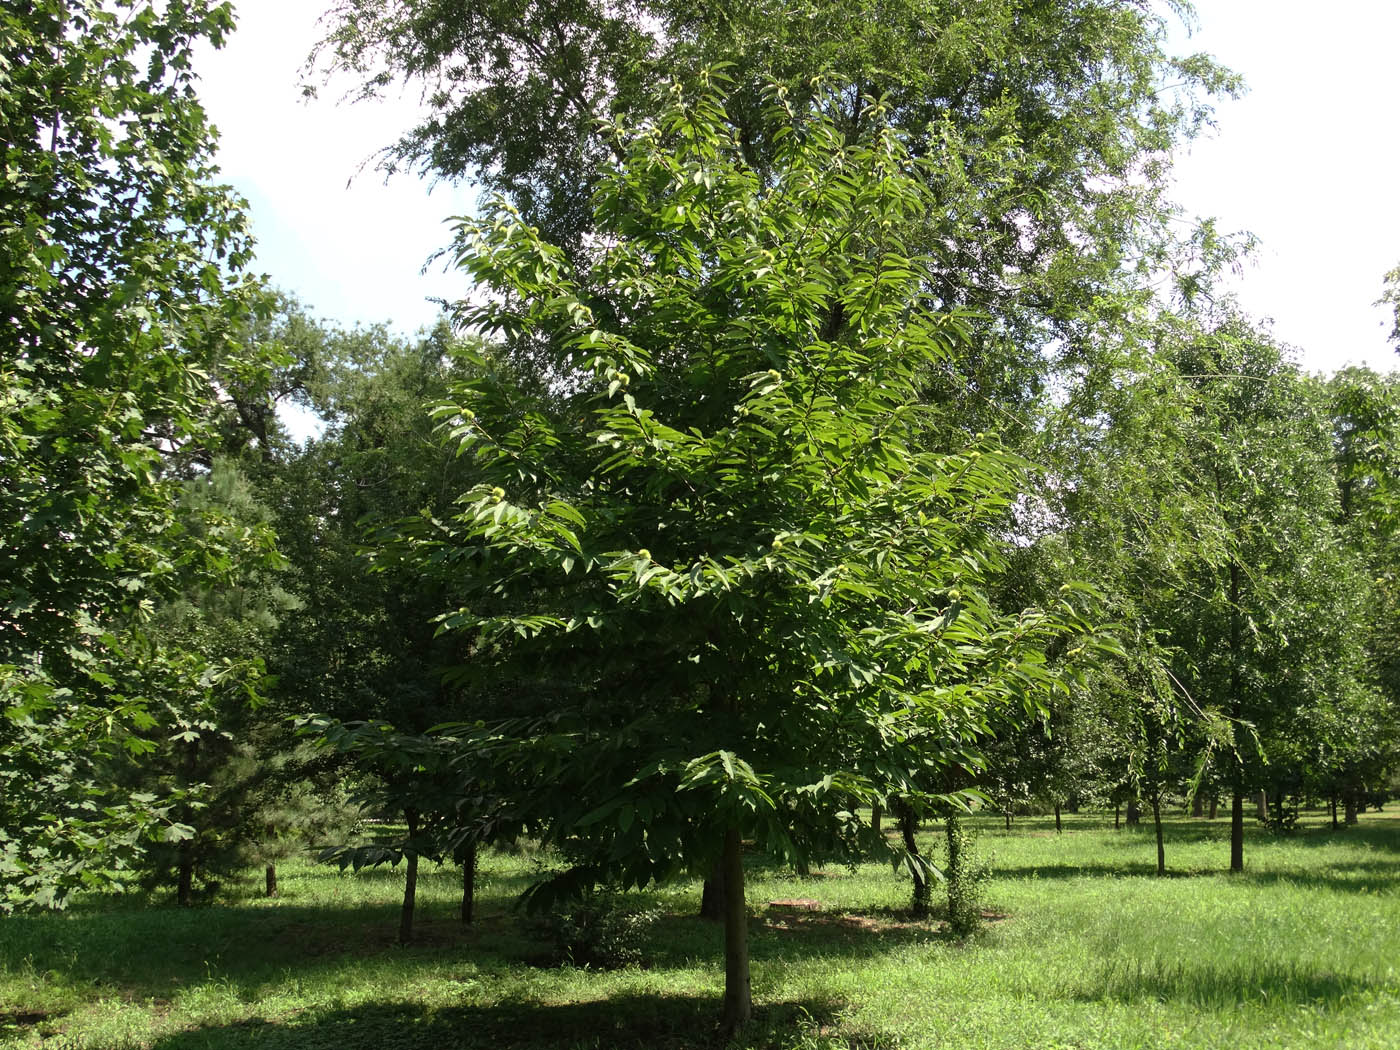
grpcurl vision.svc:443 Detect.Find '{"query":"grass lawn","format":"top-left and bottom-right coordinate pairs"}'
top-left (2, 809), bottom-right (1397, 1049)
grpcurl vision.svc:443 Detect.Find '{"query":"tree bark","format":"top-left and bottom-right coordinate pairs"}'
top-left (265, 864), bottom-right (278, 898)
top-left (1152, 793), bottom-right (1165, 876)
top-left (1256, 790), bottom-right (1268, 823)
top-left (1054, 803), bottom-right (1062, 833)
top-left (1230, 789), bottom-right (1244, 872)
top-left (870, 801), bottom-right (883, 838)
top-left (1191, 791), bottom-right (1204, 818)
top-left (460, 840), bottom-right (477, 925)
top-left (898, 801), bottom-right (929, 917)
top-left (1004, 806), bottom-right (1012, 830)
top-left (720, 826), bottom-right (750, 1036)
top-left (1125, 798), bottom-right (1141, 827)
top-left (700, 858), bottom-right (726, 921)
top-left (1114, 804), bottom-right (1121, 830)
top-left (399, 807), bottom-right (419, 946)
top-left (1330, 796), bottom-right (1339, 829)
top-left (177, 839), bottom-right (195, 907)
top-left (1229, 557), bottom-right (1245, 873)
top-left (1344, 793), bottom-right (1359, 826)
top-left (1209, 796), bottom-right (1218, 820)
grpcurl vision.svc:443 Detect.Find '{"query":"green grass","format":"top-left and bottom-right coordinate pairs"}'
top-left (3, 810), bottom-right (1398, 1049)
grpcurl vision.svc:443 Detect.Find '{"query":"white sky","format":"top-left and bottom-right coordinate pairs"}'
top-left (197, 0), bottom-right (1400, 375)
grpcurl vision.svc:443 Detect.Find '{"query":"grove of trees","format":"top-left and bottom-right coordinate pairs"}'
top-left (3, 0), bottom-right (1398, 1033)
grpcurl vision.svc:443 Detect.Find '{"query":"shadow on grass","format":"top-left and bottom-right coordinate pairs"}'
top-left (0, 892), bottom-right (951, 1010)
top-left (146, 993), bottom-right (900, 1050)
top-left (1079, 957), bottom-right (1396, 1009)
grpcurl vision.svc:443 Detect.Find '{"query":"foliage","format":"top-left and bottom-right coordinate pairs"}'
top-left (942, 813), bottom-right (990, 938)
top-left (429, 76), bottom-right (1092, 899)
top-left (0, 0), bottom-right (278, 909)
top-left (535, 888), bottom-right (663, 970)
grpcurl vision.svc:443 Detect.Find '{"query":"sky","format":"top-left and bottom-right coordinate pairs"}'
top-left (196, 0), bottom-right (1400, 376)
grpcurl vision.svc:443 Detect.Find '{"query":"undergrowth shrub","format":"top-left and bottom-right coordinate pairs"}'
top-left (944, 815), bottom-right (992, 937)
top-left (536, 888), bottom-right (661, 969)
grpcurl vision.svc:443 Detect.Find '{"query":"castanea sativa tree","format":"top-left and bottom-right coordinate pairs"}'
top-left (0, 0), bottom-right (277, 910)
top-left (424, 76), bottom-right (1094, 1033)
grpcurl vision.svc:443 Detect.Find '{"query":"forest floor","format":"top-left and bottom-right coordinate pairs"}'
top-left (2, 810), bottom-right (1398, 1050)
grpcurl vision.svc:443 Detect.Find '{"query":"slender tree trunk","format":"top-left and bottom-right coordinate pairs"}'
top-left (1114, 804), bottom-right (1121, 830)
top-left (898, 801), bottom-right (929, 917)
top-left (1230, 789), bottom-right (1244, 872)
top-left (265, 864), bottom-right (278, 898)
top-left (1004, 806), bottom-right (1012, 830)
top-left (720, 826), bottom-right (750, 1036)
top-left (1192, 791), bottom-right (1204, 818)
top-left (1330, 796), bottom-right (1339, 829)
top-left (176, 738), bottom-right (200, 906)
top-left (700, 858), bottom-right (726, 921)
top-left (1344, 793), bottom-right (1359, 826)
top-left (399, 807), bottom-right (419, 946)
top-left (870, 801), bottom-right (883, 838)
top-left (1209, 796), bottom-right (1218, 820)
top-left (1256, 790), bottom-right (1268, 823)
top-left (945, 811), bottom-right (964, 928)
top-left (1126, 798), bottom-right (1141, 827)
top-left (176, 839), bottom-right (195, 907)
top-left (1152, 793), bottom-right (1166, 876)
top-left (460, 840), bottom-right (477, 925)
top-left (1229, 559), bottom-right (1245, 873)
top-left (1054, 803), bottom-right (1062, 833)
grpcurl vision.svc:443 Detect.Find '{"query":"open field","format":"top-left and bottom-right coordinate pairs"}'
top-left (3, 810), bottom-right (1398, 1050)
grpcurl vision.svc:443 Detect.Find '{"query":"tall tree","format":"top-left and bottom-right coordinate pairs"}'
top-left (1163, 322), bottom-right (1370, 869)
top-left (426, 78), bottom-right (1089, 1031)
top-left (0, 0), bottom-right (275, 909)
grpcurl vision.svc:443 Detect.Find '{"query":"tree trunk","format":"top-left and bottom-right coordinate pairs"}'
top-left (399, 807), bottom-right (419, 946)
top-left (1230, 789), bottom-right (1244, 872)
top-left (265, 864), bottom-right (278, 898)
top-left (1125, 798), bottom-right (1141, 827)
top-left (898, 801), bottom-right (929, 917)
top-left (1004, 806), bottom-right (1011, 830)
top-left (870, 801), bottom-right (883, 838)
top-left (177, 839), bottom-right (195, 907)
top-left (1344, 793), bottom-right (1359, 826)
top-left (700, 858), bottom-right (726, 921)
top-left (460, 840), bottom-right (477, 925)
top-left (1114, 804), bottom-right (1121, 830)
top-left (720, 826), bottom-right (750, 1036)
top-left (1330, 796), bottom-right (1339, 829)
top-left (1152, 793), bottom-right (1165, 876)
top-left (1191, 791), bottom-right (1204, 818)
top-left (1256, 790), bottom-right (1268, 823)
top-left (1054, 803), bottom-right (1062, 833)
top-left (176, 738), bottom-right (199, 906)
top-left (1209, 796), bottom-right (1218, 820)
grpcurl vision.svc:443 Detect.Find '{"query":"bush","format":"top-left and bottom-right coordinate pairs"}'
top-left (537, 888), bottom-right (661, 969)
top-left (944, 815), bottom-right (992, 938)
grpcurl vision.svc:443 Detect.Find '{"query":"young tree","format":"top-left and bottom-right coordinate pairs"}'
top-left (427, 78), bottom-right (1089, 1032)
top-left (0, 0), bottom-right (276, 909)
